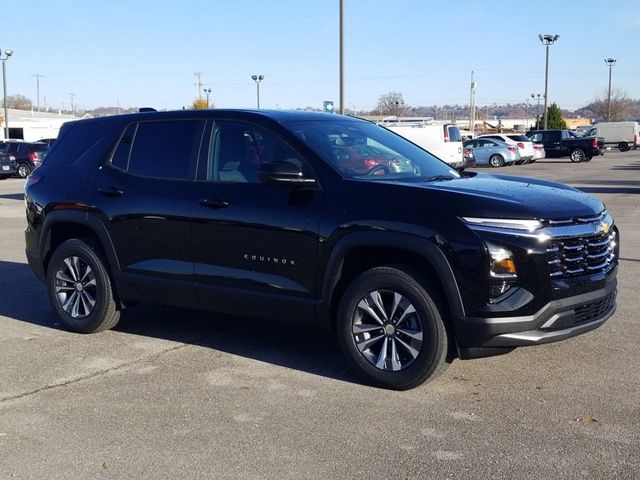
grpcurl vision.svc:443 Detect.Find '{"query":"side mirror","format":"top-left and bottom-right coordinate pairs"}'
top-left (258, 161), bottom-right (316, 185)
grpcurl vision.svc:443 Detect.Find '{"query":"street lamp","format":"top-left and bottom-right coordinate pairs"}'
top-left (1, 48), bottom-right (14, 140)
top-left (203, 88), bottom-right (212, 108)
top-left (251, 75), bottom-right (264, 109)
top-left (531, 93), bottom-right (541, 128)
top-left (538, 33), bottom-right (559, 129)
top-left (604, 58), bottom-right (616, 121)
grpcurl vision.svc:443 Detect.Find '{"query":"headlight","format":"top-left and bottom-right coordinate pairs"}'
top-left (487, 242), bottom-right (517, 278)
top-left (462, 217), bottom-right (542, 232)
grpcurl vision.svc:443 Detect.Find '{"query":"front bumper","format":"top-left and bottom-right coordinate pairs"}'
top-left (456, 277), bottom-right (616, 358)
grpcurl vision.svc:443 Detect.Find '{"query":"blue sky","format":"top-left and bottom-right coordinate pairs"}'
top-left (3, 0), bottom-right (638, 112)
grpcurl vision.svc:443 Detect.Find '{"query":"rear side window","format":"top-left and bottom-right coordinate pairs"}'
top-left (446, 126), bottom-right (462, 142)
top-left (528, 133), bottom-right (542, 142)
top-left (127, 121), bottom-right (203, 180)
top-left (507, 135), bottom-right (529, 142)
top-left (44, 120), bottom-right (113, 166)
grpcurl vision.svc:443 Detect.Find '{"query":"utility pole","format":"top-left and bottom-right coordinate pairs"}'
top-left (68, 93), bottom-right (76, 116)
top-left (31, 73), bottom-right (45, 111)
top-left (339, 0), bottom-right (344, 114)
top-left (194, 72), bottom-right (204, 99)
top-left (469, 70), bottom-right (476, 136)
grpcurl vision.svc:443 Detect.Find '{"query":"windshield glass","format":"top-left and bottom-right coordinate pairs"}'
top-left (284, 119), bottom-right (460, 181)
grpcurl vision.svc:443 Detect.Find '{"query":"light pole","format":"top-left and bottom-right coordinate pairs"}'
top-left (531, 93), bottom-right (541, 128)
top-left (538, 34), bottom-right (559, 129)
top-left (1, 48), bottom-right (14, 140)
top-left (604, 58), bottom-right (616, 121)
top-left (203, 88), bottom-right (212, 108)
top-left (31, 73), bottom-right (45, 112)
top-left (339, 0), bottom-right (344, 114)
top-left (251, 75), bottom-right (264, 108)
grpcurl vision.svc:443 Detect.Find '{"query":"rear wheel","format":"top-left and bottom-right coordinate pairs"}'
top-left (337, 266), bottom-right (449, 390)
top-left (618, 142), bottom-right (629, 152)
top-left (16, 162), bottom-right (32, 178)
top-left (570, 148), bottom-right (586, 163)
top-left (489, 154), bottom-right (505, 168)
top-left (47, 238), bottom-right (120, 333)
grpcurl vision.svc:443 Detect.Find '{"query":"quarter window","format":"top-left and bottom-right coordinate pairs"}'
top-left (111, 124), bottom-right (137, 170)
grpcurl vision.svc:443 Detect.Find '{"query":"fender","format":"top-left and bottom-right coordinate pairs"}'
top-left (40, 209), bottom-right (122, 278)
top-left (316, 231), bottom-right (465, 329)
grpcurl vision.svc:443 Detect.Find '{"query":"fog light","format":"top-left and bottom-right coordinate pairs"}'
top-left (489, 281), bottom-right (512, 298)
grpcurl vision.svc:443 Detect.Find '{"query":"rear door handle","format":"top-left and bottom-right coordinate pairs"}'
top-left (97, 187), bottom-right (125, 197)
top-left (199, 198), bottom-right (230, 209)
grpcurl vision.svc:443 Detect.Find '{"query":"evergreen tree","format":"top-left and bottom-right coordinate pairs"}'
top-left (546, 103), bottom-right (567, 129)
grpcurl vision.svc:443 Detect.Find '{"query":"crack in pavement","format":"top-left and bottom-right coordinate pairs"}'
top-left (0, 333), bottom-right (214, 404)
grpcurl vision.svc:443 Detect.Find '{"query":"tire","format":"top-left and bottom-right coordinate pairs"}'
top-left (47, 238), bottom-right (120, 333)
top-left (618, 142), bottom-right (629, 152)
top-left (489, 154), bottom-right (505, 168)
top-left (336, 266), bottom-right (449, 390)
top-left (16, 162), bottom-right (32, 178)
top-left (584, 156), bottom-right (593, 162)
top-left (570, 148), bottom-right (586, 163)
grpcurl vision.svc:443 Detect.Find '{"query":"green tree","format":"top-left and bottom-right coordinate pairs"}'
top-left (545, 103), bottom-right (567, 129)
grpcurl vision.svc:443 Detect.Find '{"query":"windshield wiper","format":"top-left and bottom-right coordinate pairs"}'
top-left (422, 175), bottom-right (457, 182)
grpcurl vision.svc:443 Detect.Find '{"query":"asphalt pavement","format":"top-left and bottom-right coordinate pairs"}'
top-left (0, 150), bottom-right (639, 479)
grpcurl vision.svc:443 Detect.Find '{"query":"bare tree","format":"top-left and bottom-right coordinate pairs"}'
top-left (591, 89), bottom-right (632, 121)
top-left (6, 94), bottom-right (34, 110)
top-left (376, 91), bottom-right (409, 117)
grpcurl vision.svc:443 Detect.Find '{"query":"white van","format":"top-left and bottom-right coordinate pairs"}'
top-left (380, 119), bottom-right (464, 167)
top-left (586, 121), bottom-right (639, 151)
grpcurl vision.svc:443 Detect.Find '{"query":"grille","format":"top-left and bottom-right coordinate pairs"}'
top-left (547, 230), bottom-right (616, 278)
top-left (573, 291), bottom-right (616, 326)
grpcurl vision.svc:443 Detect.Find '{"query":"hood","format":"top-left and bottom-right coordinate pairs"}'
top-left (371, 173), bottom-right (604, 220)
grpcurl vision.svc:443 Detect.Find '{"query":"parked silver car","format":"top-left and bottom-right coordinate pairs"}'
top-left (463, 138), bottom-right (521, 167)
top-left (477, 134), bottom-right (535, 164)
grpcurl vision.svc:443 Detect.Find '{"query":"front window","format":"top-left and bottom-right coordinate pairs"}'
top-left (285, 120), bottom-right (459, 181)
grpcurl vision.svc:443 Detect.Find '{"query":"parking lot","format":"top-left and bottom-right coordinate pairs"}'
top-left (0, 151), bottom-right (639, 479)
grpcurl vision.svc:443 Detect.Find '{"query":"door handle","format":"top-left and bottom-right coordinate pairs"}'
top-left (97, 187), bottom-right (125, 197)
top-left (199, 198), bottom-right (230, 209)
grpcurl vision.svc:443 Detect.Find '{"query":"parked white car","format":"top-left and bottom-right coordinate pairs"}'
top-left (476, 134), bottom-right (535, 164)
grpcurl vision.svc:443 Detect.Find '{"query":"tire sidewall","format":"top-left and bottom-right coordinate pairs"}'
top-left (17, 163), bottom-right (31, 178)
top-left (618, 142), bottom-right (628, 152)
top-left (47, 239), bottom-right (113, 333)
top-left (337, 268), bottom-right (446, 389)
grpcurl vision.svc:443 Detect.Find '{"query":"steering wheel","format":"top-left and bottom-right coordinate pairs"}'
top-left (365, 164), bottom-right (390, 176)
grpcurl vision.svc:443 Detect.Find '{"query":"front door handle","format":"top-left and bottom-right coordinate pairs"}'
top-left (97, 187), bottom-right (125, 197)
top-left (199, 198), bottom-right (230, 209)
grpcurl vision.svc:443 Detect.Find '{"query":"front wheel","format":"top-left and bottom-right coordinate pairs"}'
top-left (570, 148), bottom-right (586, 163)
top-left (337, 266), bottom-right (449, 390)
top-left (16, 162), bottom-right (32, 178)
top-left (47, 238), bottom-right (121, 333)
top-left (618, 142), bottom-right (629, 152)
top-left (489, 154), bottom-right (505, 167)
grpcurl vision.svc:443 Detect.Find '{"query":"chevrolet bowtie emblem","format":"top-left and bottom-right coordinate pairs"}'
top-left (599, 222), bottom-right (610, 234)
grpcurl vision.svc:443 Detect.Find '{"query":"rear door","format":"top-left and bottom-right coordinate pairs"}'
top-left (191, 119), bottom-right (323, 322)
top-left (92, 119), bottom-right (205, 306)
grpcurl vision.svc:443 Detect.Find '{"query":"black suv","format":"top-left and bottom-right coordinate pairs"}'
top-left (1, 140), bottom-right (50, 178)
top-left (24, 110), bottom-right (619, 390)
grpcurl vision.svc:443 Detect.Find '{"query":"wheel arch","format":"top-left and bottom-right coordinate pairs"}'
top-left (318, 232), bottom-right (465, 331)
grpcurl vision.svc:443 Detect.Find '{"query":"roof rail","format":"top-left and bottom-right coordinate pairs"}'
top-left (139, 107), bottom-right (157, 113)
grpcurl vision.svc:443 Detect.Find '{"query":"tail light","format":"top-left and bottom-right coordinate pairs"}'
top-left (443, 126), bottom-right (449, 142)
top-left (28, 152), bottom-right (38, 161)
top-left (634, 134), bottom-right (637, 145)
top-left (533, 145), bottom-right (542, 150)
top-left (592, 138), bottom-right (598, 148)
top-left (517, 142), bottom-right (525, 149)
top-left (507, 146), bottom-right (517, 153)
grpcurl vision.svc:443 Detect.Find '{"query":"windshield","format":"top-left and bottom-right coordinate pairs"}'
top-left (506, 135), bottom-right (530, 142)
top-left (285, 119), bottom-right (460, 181)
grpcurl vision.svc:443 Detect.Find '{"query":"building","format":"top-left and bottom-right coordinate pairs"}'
top-left (0, 108), bottom-right (77, 141)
